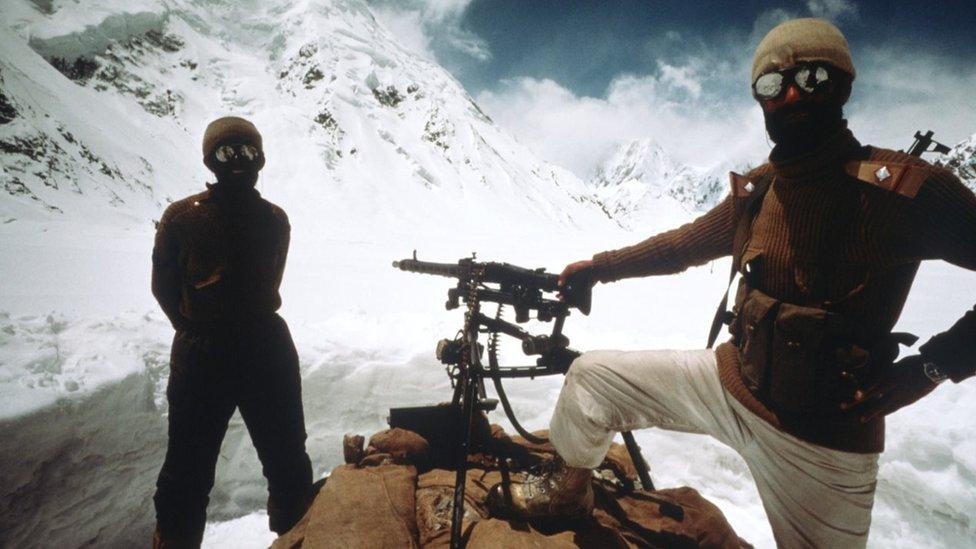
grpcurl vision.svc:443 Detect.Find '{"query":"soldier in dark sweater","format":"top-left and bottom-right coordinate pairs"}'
top-left (151, 117), bottom-right (313, 548)
top-left (490, 18), bottom-right (976, 548)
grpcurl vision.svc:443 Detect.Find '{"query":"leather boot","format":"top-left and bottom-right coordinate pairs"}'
top-left (487, 458), bottom-right (594, 520)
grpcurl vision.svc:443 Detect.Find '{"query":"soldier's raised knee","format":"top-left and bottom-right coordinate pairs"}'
top-left (566, 351), bottom-right (613, 382)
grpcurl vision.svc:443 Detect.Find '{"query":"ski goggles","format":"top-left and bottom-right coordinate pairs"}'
top-left (214, 143), bottom-right (261, 163)
top-left (752, 62), bottom-right (834, 101)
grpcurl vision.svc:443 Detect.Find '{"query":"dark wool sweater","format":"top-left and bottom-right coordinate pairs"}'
top-left (152, 183), bottom-right (290, 329)
top-left (591, 128), bottom-right (976, 453)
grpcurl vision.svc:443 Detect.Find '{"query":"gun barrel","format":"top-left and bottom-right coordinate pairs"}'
top-left (392, 258), bottom-right (464, 278)
top-left (393, 257), bottom-right (559, 292)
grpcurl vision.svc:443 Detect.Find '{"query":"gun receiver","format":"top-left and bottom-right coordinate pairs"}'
top-left (394, 254), bottom-right (592, 318)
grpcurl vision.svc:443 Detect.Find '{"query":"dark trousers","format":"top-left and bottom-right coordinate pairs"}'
top-left (153, 314), bottom-right (313, 544)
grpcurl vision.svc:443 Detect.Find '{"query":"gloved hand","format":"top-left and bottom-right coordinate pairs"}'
top-left (840, 355), bottom-right (940, 422)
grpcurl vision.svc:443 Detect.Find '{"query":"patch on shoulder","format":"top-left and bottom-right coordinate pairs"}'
top-left (730, 172), bottom-right (756, 197)
top-left (844, 160), bottom-right (929, 198)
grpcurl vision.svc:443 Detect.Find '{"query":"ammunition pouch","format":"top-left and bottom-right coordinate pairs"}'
top-left (731, 282), bottom-right (911, 415)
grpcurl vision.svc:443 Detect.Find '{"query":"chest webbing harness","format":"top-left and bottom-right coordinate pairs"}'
top-left (706, 170), bottom-right (774, 349)
top-left (705, 162), bottom-right (929, 413)
top-left (706, 158), bottom-right (932, 350)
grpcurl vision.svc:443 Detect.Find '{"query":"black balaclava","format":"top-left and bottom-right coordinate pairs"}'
top-left (201, 116), bottom-right (265, 196)
top-left (205, 141), bottom-right (264, 193)
top-left (763, 75), bottom-right (851, 158)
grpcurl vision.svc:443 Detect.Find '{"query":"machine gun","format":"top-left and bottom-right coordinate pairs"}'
top-left (906, 130), bottom-right (951, 157)
top-left (393, 252), bottom-right (682, 549)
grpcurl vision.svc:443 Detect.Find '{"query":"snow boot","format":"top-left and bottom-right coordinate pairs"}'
top-left (486, 458), bottom-right (594, 520)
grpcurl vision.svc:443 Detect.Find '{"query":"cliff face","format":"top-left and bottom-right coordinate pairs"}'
top-left (274, 425), bottom-right (750, 548)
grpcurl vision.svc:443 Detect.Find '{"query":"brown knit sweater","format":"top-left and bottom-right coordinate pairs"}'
top-left (591, 127), bottom-right (976, 453)
top-left (151, 183), bottom-right (290, 330)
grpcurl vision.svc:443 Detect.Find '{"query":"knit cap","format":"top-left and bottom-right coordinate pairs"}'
top-left (201, 116), bottom-right (263, 159)
top-left (752, 18), bottom-right (855, 84)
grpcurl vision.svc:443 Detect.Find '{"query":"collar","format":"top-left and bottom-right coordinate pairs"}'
top-left (769, 123), bottom-right (862, 182)
top-left (201, 182), bottom-right (261, 203)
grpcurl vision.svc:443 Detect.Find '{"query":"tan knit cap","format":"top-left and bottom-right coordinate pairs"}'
top-left (751, 18), bottom-right (855, 84)
top-left (201, 116), bottom-right (263, 159)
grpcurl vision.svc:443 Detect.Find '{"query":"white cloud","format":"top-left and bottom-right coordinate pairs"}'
top-left (474, 43), bottom-right (976, 183)
top-left (750, 1), bottom-right (858, 45)
top-left (370, 6), bottom-right (436, 60)
top-left (847, 48), bottom-right (976, 152)
top-left (750, 8), bottom-right (797, 44)
top-left (367, 0), bottom-right (490, 62)
top-left (806, 0), bottom-right (860, 21)
top-left (475, 74), bottom-right (768, 180)
top-left (658, 62), bottom-right (702, 98)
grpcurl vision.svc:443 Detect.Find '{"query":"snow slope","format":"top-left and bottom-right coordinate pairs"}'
top-left (1, 0), bottom-right (608, 233)
top-left (0, 1), bottom-right (974, 548)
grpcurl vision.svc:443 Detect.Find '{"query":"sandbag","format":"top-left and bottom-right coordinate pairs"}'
top-left (467, 519), bottom-right (578, 548)
top-left (275, 464), bottom-right (419, 549)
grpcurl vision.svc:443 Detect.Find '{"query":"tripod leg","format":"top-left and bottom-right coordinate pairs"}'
top-left (621, 430), bottom-right (654, 490)
top-left (621, 431), bottom-right (684, 521)
top-left (450, 375), bottom-right (479, 549)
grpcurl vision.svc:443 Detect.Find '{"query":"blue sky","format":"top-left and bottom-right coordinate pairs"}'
top-left (453, 0), bottom-right (976, 97)
top-left (370, 0), bottom-right (976, 177)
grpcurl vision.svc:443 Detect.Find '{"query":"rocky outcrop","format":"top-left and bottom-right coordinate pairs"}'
top-left (274, 425), bottom-right (750, 548)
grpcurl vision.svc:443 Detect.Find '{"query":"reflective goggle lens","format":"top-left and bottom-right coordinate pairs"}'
top-left (795, 65), bottom-right (830, 93)
top-left (215, 144), bottom-right (259, 163)
top-left (753, 64), bottom-right (832, 100)
top-left (753, 72), bottom-right (784, 100)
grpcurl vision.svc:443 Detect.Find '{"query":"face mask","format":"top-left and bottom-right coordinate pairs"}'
top-left (208, 143), bottom-right (263, 189)
top-left (764, 98), bottom-right (845, 151)
top-left (757, 64), bottom-right (850, 155)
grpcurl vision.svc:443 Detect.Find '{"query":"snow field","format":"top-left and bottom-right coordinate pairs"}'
top-left (2, 218), bottom-right (974, 548)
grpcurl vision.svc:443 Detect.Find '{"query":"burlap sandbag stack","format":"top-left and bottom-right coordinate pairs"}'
top-left (273, 426), bottom-right (750, 548)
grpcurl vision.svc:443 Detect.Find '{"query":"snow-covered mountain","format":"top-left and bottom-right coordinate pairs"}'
top-left (591, 131), bottom-right (976, 231)
top-left (588, 138), bottom-right (749, 229)
top-left (0, 0), bottom-right (610, 234)
top-left (936, 132), bottom-right (976, 190)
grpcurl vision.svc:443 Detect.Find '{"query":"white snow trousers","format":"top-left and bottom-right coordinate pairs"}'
top-left (549, 349), bottom-right (880, 549)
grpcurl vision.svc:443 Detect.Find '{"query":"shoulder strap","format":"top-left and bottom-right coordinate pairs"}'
top-left (706, 169), bottom-right (775, 349)
top-left (843, 160), bottom-right (928, 199)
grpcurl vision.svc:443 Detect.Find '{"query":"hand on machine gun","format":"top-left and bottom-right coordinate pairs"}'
top-left (557, 259), bottom-right (596, 315)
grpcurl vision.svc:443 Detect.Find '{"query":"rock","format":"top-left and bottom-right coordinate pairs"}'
top-left (358, 452), bottom-right (395, 468)
top-left (367, 428), bottom-right (430, 465)
top-left (343, 434), bottom-right (365, 464)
